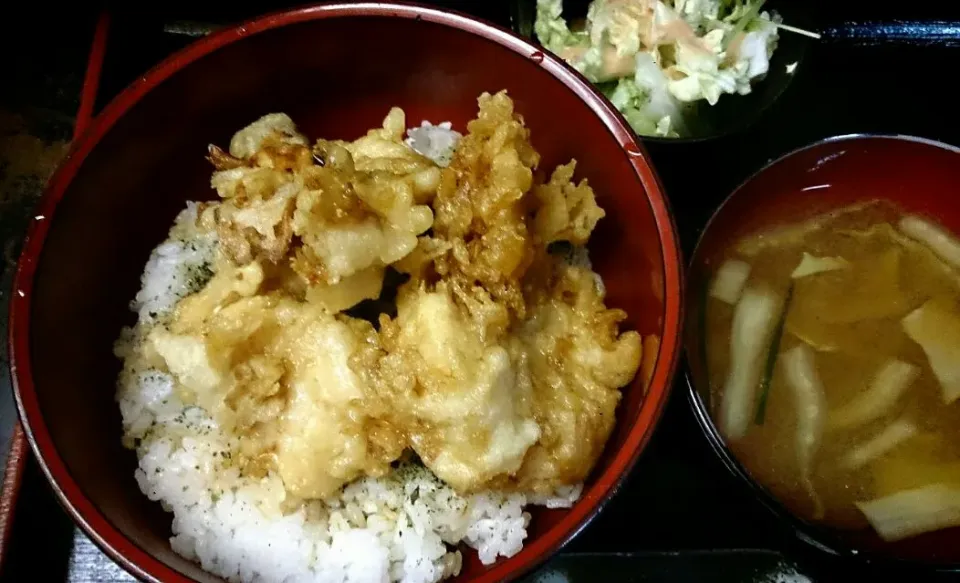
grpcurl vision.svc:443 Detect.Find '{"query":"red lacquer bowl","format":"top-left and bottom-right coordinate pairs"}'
top-left (685, 134), bottom-right (960, 572)
top-left (9, 4), bottom-right (683, 583)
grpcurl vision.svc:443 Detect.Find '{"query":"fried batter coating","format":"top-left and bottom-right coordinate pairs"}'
top-left (344, 107), bottom-right (443, 203)
top-left (513, 259), bottom-right (642, 494)
top-left (532, 161), bottom-right (606, 246)
top-left (149, 91), bottom-right (644, 501)
top-left (209, 110), bottom-right (438, 311)
top-left (374, 283), bottom-right (540, 493)
top-left (228, 112), bottom-right (309, 160)
top-left (147, 261), bottom-right (404, 499)
top-left (425, 92), bottom-right (541, 319)
top-left (377, 91), bottom-right (643, 494)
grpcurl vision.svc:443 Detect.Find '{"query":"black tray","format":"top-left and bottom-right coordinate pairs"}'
top-left (3, 2), bottom-right (960, 581)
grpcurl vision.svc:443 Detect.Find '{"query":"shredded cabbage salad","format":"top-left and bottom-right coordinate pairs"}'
top-left (535, 0), bottom-right (781, 138)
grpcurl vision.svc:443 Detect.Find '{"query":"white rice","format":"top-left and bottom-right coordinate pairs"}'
top-left (404, 122), bottom-right (462, 168)
top-left (115, 125), bottom-right (582, 583)
top-left (130, 202), bottom-right (217, 328)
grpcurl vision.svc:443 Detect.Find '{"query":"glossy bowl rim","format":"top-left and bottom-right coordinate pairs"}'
top-left (684, 132), bottom-right (960, 573)
top-left (8, 3), bottom-right (684, 583)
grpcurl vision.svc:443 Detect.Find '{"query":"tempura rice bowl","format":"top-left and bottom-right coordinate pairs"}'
top-left (10, 4), bottom-right (683, 583)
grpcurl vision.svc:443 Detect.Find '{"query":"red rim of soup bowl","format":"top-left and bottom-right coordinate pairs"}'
top-left (684, 133), bottom-right (960, 573)
top-left (8, 3), bottom-right (684, 583)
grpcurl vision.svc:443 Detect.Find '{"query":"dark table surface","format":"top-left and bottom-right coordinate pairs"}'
top-left (2, 2), bottom-right (960, 582)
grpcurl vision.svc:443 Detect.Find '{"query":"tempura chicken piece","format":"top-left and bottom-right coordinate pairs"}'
top-left (146, 260), bottom-right (404, 499)
top-left (227, 112), bottom-right (309, 160)
top-left (421, 91), bottom-right (543, 319)
top-left (377, 284), bottom-right (541, 493)
top-left (292, 138), bottom-right (433, 286)
top-left (532, 161), bottom-right (606, 246)
top-left (208, 150), bottom-right (304, 266)
top-left (343, 106), bottom-right (444, 204)
top-left (373, 92), bottom-right (548, 491)
top-left (207, 111), bottom-right (439, 312)
top-left (512, 259), bottom-right (642, 494)
top-left (375, 90), bottom-right (638, 495)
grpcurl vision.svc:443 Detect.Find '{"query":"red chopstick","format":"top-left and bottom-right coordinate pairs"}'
top-left (76, 11), bottom-right (111, 137)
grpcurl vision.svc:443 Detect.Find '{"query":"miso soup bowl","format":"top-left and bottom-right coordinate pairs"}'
top-left (684, 134), bottom-right (960, 573)
top-left (8, 4), bottom-right (684, 583)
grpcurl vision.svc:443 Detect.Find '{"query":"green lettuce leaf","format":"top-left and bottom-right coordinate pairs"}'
top-left (534, 0), bottom-right (588, 54)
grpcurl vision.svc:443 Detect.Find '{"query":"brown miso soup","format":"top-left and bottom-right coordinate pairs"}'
top-left (704, 200), bottom-right (960, 542)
